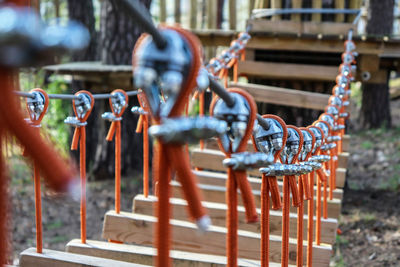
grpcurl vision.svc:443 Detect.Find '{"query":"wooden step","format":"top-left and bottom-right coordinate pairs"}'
top-left (133, 194), bottom-right (337, 244)
top-left (342, 134), bottom-right (350, 152)
top-left (66, 239), bottom-right (269, 267)
top-left (19, 247), bottom-right (148, 267)
top-left (191, 148), bottom-right (347, 188)
top-left (192, 170), bottom-right (344, 200)
top-left (228, 82), bottom-right (330, 110)
top-left (171, 181), bottom-right (341, 219)
top-left (202, 139), bottom-right (349, 169)
top-left (102, 211), bottom-right (332, 266)
top-left (238, 60), bottom-right (338, 81)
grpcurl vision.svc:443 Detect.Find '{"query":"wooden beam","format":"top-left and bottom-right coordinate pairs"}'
top-left (358, 54), bottom-right (381, 73)
top-left (248, 20), bottom-right (356, 36)
top-left (291, 0), bottom-right (302, 22)
top-left (229, 82), bottom-right (330, 110)
top-left (102, 211), bottom-right (332, 266)
top-left (159, 0), bottom-right (166, 22)
top-left (312, 0), bottom-right (322, 22)
top-left (342, 134), bottom-right (350, 152)
top-left (190, 0), bottom-right (197, 29)
top-left (174, 0), bottom-right (181, 23)
top-left (171, 181), bottom-right (341, 219)
top-left (237, 60), bottom-right (339, 81)
top-left (338, 152), bottom-right (349, 169)
top-left (190, 148), bottom-right (346, 188)
top-left (335, 0), bottom-right (345, 22)
top-left (192, 169), bottom-right (344, 200)
top-left (207, 0), bottom-right (217, 29)
top-left (19, 247), bottom-right (147, 267)
top-left (66, 239), bottom-right (264, 267)
top-left (229, 0), bottom-right (236, 30)
top-left (133, 195), bottom-right (338, 244)
top-left (270, 0), bottom-right (282, 21)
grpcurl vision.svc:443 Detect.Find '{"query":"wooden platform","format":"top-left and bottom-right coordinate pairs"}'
top-left (19, 247), bottom-right (148, 267)
top-left (133, 194), bottom-right (337, 244)
top-left (190, 148), bottom-right (347, 188)
top-left (171, 181), bottom-right (341, 219)
top-left (66, 239), bottom-right (266, 267)
top-left (102, 211), bottom-right (332, 266)
top-left (192, 170), bottom-right (343, 200)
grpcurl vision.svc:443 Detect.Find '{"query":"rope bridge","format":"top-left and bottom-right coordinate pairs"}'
top-left (1, 0), bottom-right (355, 266)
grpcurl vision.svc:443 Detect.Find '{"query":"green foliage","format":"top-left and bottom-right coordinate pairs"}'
top-left (360, 140), bottom-right (373, 150)
top-left (378, 173), bottom-right (400, 191)
top-left (46, 220), bottom-right (64, 230)
top-left (41, 76), bottom-right (72, 156)
top-left (350, 82), bottom-right (362, 109)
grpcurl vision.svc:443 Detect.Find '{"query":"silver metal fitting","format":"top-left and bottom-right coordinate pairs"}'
top-left (131, 106), bottom-right (148, 115)
top-left (149, 116), bottom-right (227, 144)
top-left (309, 155), bottom-right (331, 163)
top-left (64, 116), bottom-right (87, 127)
top-left (101, 112), bottom-right (122, 122)
top-left (222, 152), bottom-right (274, 170)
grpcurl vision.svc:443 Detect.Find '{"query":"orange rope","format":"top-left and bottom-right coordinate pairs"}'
top-left (71, 91), bottom-right (93, 244)
top-left (33, 156), bottom-right (42, 253)
top-left (143, 116), bottom-right (149, 197)
top-left (307, 171), bottom-right (315, 267)
top-left (155, 143), bottom-right (171, 267)
top-left (260, 177), bottom-right (269, 267)
top-left (315, 169), bottom-right (326, 245)
top-left (323, 171), bottom-right (328, 220)
top-left (281, 176), bottom-right (290, 267)
top-left (199, 92), bottom-right (205, 150)
top-left (234, 171), bottom-right (258, 223)
top-left (297, 176), bottom-right (304, 267)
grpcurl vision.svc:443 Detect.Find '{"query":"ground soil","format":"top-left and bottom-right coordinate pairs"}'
top-left (6, 99), bottom-right (400, 266)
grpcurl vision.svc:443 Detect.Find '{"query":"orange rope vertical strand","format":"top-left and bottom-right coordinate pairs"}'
top-left (281, 176), bottom-right (290, 267)
top-left (155, 143), bottom-right (172, 267)
top-left (329, 155), bottom-right (335, 200)
top-left (315, 170), bottom-right (323, 245)
top-left (199, 92), bottom-right (205, 150)
top-left (323, 170), bottom-right (328, 220)
top-left (260, 176), bottom-right (269, 267)
top-left (33, 157), bottom-right (42, 253)
top-left (233, 58), bottom-right (238, 83)
top-left (79, 126), bottom-right (87, 243)
top-left (297, 176), bottom-right (304, 267)
top-left (226, 166), bottom-right (238, 267)
top-left (307, 171), bottom-right (315, 267)
top-left (143, 116), bottom-right (149, 197)
top-left (115, 122), bottom-right (121, 213)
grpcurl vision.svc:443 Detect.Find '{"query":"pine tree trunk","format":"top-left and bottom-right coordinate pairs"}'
top-left (84, 0), bottom-right (152, 179)
top-left (360, 0), bottom-right (393, 128)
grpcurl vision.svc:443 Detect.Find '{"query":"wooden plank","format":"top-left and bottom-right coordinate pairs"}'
top-left (342, 134), bottom-right (350, 152)
top-left (358, 54), bottom-right (381, 73)
top-left (190, 0), bottom-right (197, 29)
top-left (237, 60), bottom-right (338, 81)
top-left (207, 0), bottom-right (217, 29)
top-left (171, 181), bottom-right (341, 219)
top-left (229, 0), bottom-right (236, 30)
top-left (302, 22), bottom-right (356, 36)
top-left (174, 0), bottom-right (181, 23)
top-left (230, 82), bottom-right (330, 110)
top-left (312, 0), bottom-right (322, 22)
top-left (248, 20), bottom-right (356, 35)
top-left (102, 211), bottom-right (332, 266)
top-left (270, 0), bottom-right (282, 21)
top-left (191, 148), bottom-right (346, 188)
top-left (19, 247), bottom-right (147, 267)
top-left (160, 0), bottom-right (166, 22)
top-left (338, 152), bottom-right (349, 169)
top-left (192, 169), bottom-right (344, 200)
top-left (291, 0), bottom-right (302, 22)
top-left (133, 195), bottom-right (338, 244)
top-left (335, 0), bottom-right (345, 22)
top-left (66, 239), bottom-right (264, 267)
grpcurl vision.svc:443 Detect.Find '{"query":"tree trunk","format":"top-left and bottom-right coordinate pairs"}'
top-left (360, 0), bottom-right (394, 128)
top-left (82, 0), bottom-right (152, 180)
top-left (67, 0), bottom-right (98, 61)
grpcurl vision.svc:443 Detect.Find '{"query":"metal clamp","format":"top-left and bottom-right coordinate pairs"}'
top-left (131, 106), bottom-right (148, 115)
top-left (259, 163), bottom-right (308, 176)
top-left (320, 142), bottom-right (336, 151)
top-left (101, 112), bottom-right (122, 122)
top-left (309, 155), bottom-right (331, 163)
top-left (149, 116), bottom-right (227, 144)
top-left (222, 152), bottom-right (274, 170)
top-left (64, 116), bottom-right (87, 127)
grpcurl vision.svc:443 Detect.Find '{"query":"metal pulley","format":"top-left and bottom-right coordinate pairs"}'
top-left (281, 127), bottom-right (302, 164)
top-left (299, 129), bottom-right (313, 162)
top-left (308, 126), bottom-right (323, 153)
top-left (133, 28), bottom-right (192, 118)
top-left (64, 92), bottom-right (93, 127)
top-left (212, 92), bottom-right (251, 153)
top-left (253, 117), bottom-right (285, 157)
